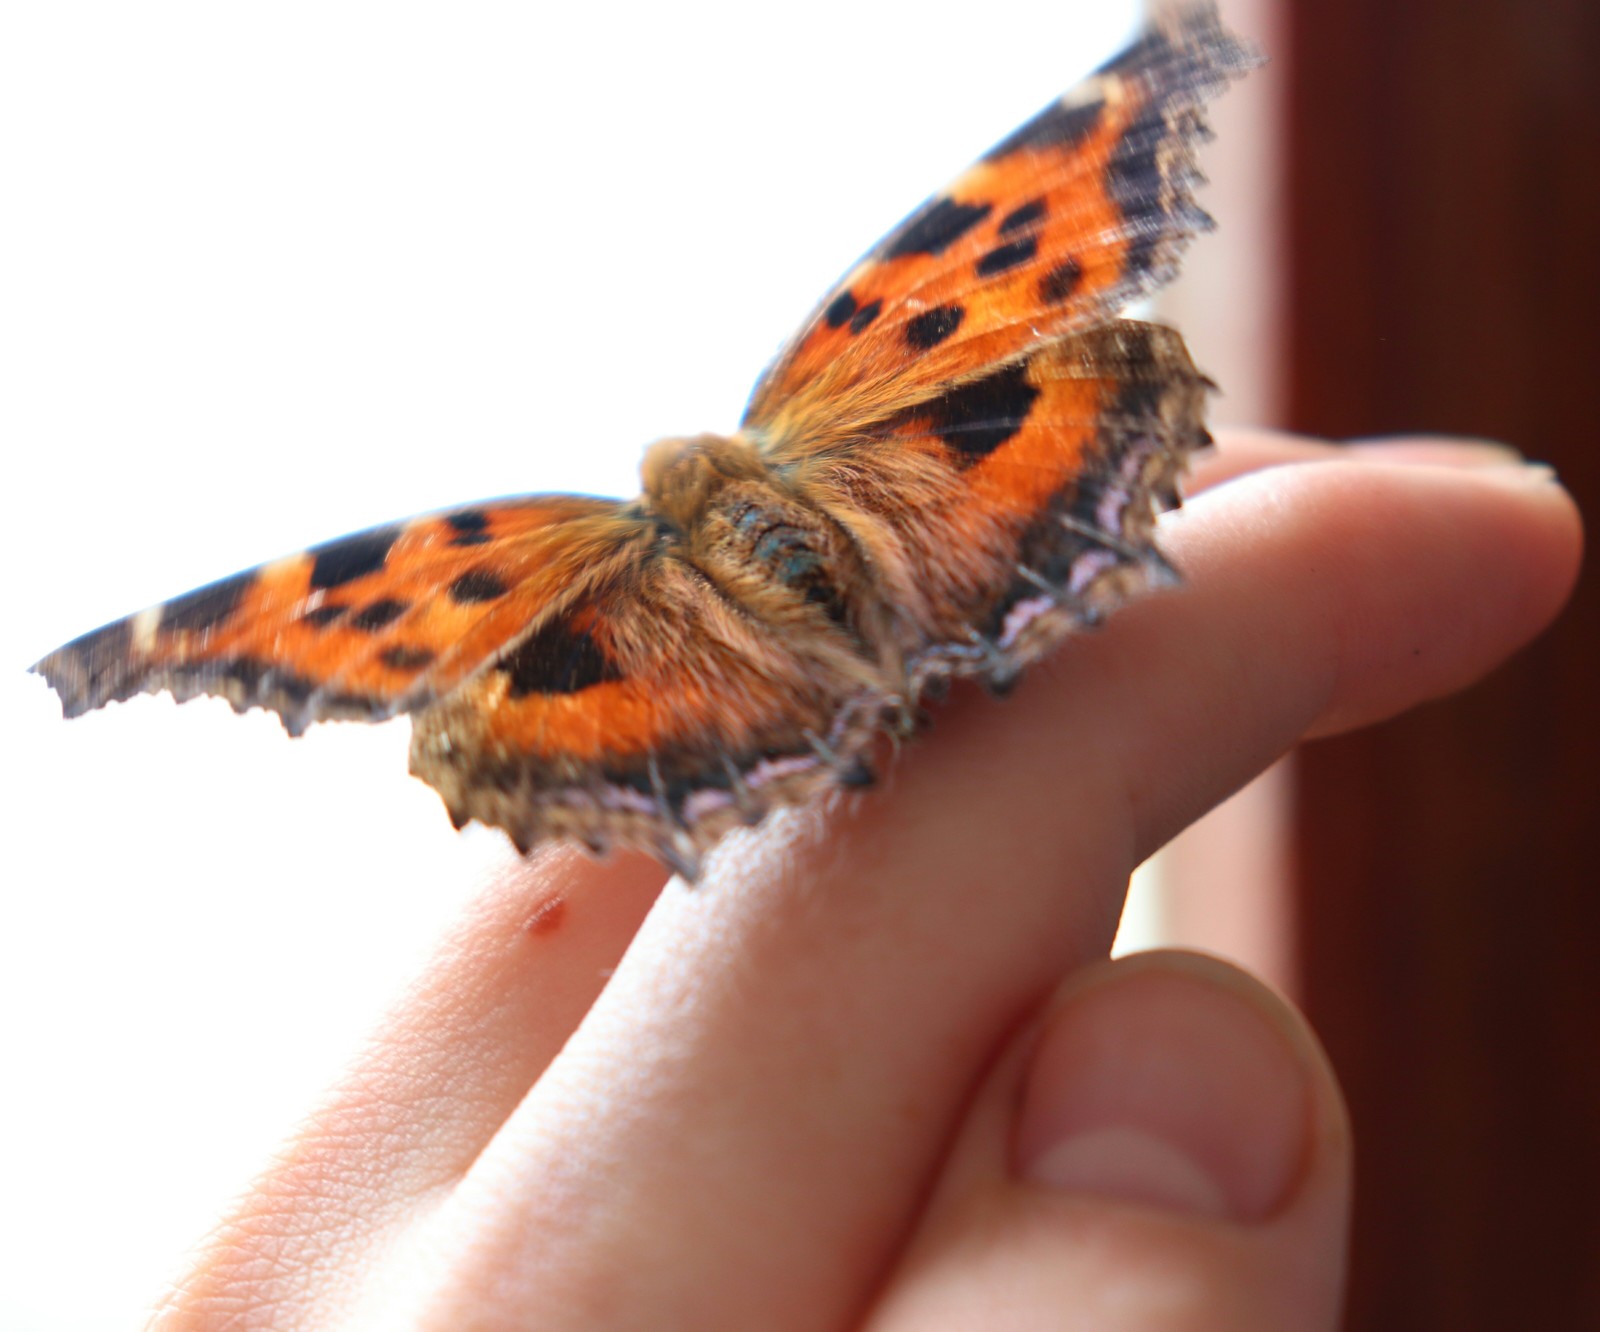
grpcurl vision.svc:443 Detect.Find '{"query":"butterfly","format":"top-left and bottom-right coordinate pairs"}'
top-left (31, 6), bottom-right (1258, 881)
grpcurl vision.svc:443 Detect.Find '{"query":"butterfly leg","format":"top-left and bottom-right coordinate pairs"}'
top-left (647, 755), bottom-right (703, 883)
top-left (1056, 511), bottom-right (1181, 591)
top-left (718, 751), bottom-right (768, 827)
top-left (961, 629), bottom-right (1023, 698)
top-left (802, 728), bottom-right (876, 789)
top-left (654, 840), bottom-right (702, 885)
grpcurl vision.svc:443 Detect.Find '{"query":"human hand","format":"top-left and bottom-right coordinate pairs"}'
top-left (149, 433), bottom-right (1580, 1331)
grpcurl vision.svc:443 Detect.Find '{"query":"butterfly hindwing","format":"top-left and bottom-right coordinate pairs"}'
top-left (409, 556), bottom-right (885, 873)
top-left (784, 320), bottom-right (1211, 692)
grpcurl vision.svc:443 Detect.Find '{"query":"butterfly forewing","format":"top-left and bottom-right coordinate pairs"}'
top-left (742, 6), bottom-right (1256, 451)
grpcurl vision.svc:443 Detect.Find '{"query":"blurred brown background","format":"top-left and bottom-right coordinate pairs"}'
top-left (1161, 0), bottom-right (1599, 1324)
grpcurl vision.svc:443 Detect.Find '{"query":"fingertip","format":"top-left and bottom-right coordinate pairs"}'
top-left (1291, 459), bottom-right (1583, 738)
top-left (868, 953), bottom-right (1351, 1331)
top-left (1014, 951), bottom-right (1344, 1224)
top-left (1019, 952), bottom-right (1351, 1324)
top-left (1165, 453), bottom-right (1584, 748)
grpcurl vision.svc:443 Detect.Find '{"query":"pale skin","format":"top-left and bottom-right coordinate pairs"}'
top-left (147, 432), bottom-right (1582, 1331)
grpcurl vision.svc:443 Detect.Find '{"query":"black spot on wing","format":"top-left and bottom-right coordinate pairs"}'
top-left (998, 198), bottom-right (1048, 236)
top-left (1039, 258), bottom-right (1084, 303)
top-left (922, 361), bottom-right (1041, 465)
top-left (905, 305), bottom-right (966, 351)
top-left (848, 300), bottom-right (882, 334)
top-left (300, 604), bottom-right (348, 629)
top-left (824, 291), bottom-right (858, 328)
top-left (349, 598), bottom-right (409, 631)
top-left (160, 571), bottom-right (256, 635)
top-left (983, 96), bottom-right (1104, 162)
top-left (975, 236), bottom-right (1038, 277)
top-left (309, 527), bottom-right (401, 590)
top-left (500, 619), bottom-right (622, 697)
top-left (380, 644), bottom-right (435, 671)
top-left (883, 197), bottom-right (993, 259)
top-left (446, 510), bottom-right (492, 548)
top-left (449, 570), bottom-right (509, 604)
top-left (447, 509), bottom-right (489, 534)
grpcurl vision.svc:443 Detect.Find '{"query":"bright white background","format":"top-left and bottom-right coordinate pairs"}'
top-left (0, 4), bottom-right (1146, 1327)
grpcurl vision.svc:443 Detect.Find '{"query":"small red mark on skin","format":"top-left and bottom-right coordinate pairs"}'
top-left (525, 895), bottom-right (568, 937)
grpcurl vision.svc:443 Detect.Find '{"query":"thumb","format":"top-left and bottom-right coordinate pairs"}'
top-left (867, 951), bottom-right (1351, 1331)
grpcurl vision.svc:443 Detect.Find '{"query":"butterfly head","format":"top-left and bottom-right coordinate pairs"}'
top-left (638, 433), bottom-right (771, 532)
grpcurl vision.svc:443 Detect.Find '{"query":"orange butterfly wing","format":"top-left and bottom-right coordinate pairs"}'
top-left (735, 7), bottom-right (1252, 692)
top-left (743, 6), bottom-right (1255, 451)
top-left (32, 496), bottom-right (646, 735)
top-left (408, 562), bottom-right (881, 872)
top-left (32, 6), bottom-right (1257, 878)
top-left (33, 492), bottom-right (878, 876)
top-left (822, 321), bottom-right (1212, 692)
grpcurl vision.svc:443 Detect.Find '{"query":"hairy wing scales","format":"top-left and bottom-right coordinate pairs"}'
top-left (804, 321), bottom-right (1210, 665)
top-left (409, 556), bottom-right (886, 862)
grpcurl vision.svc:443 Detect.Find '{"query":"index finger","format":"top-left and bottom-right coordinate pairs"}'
top-left (415, 438), bottom-right (1577, 1326)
